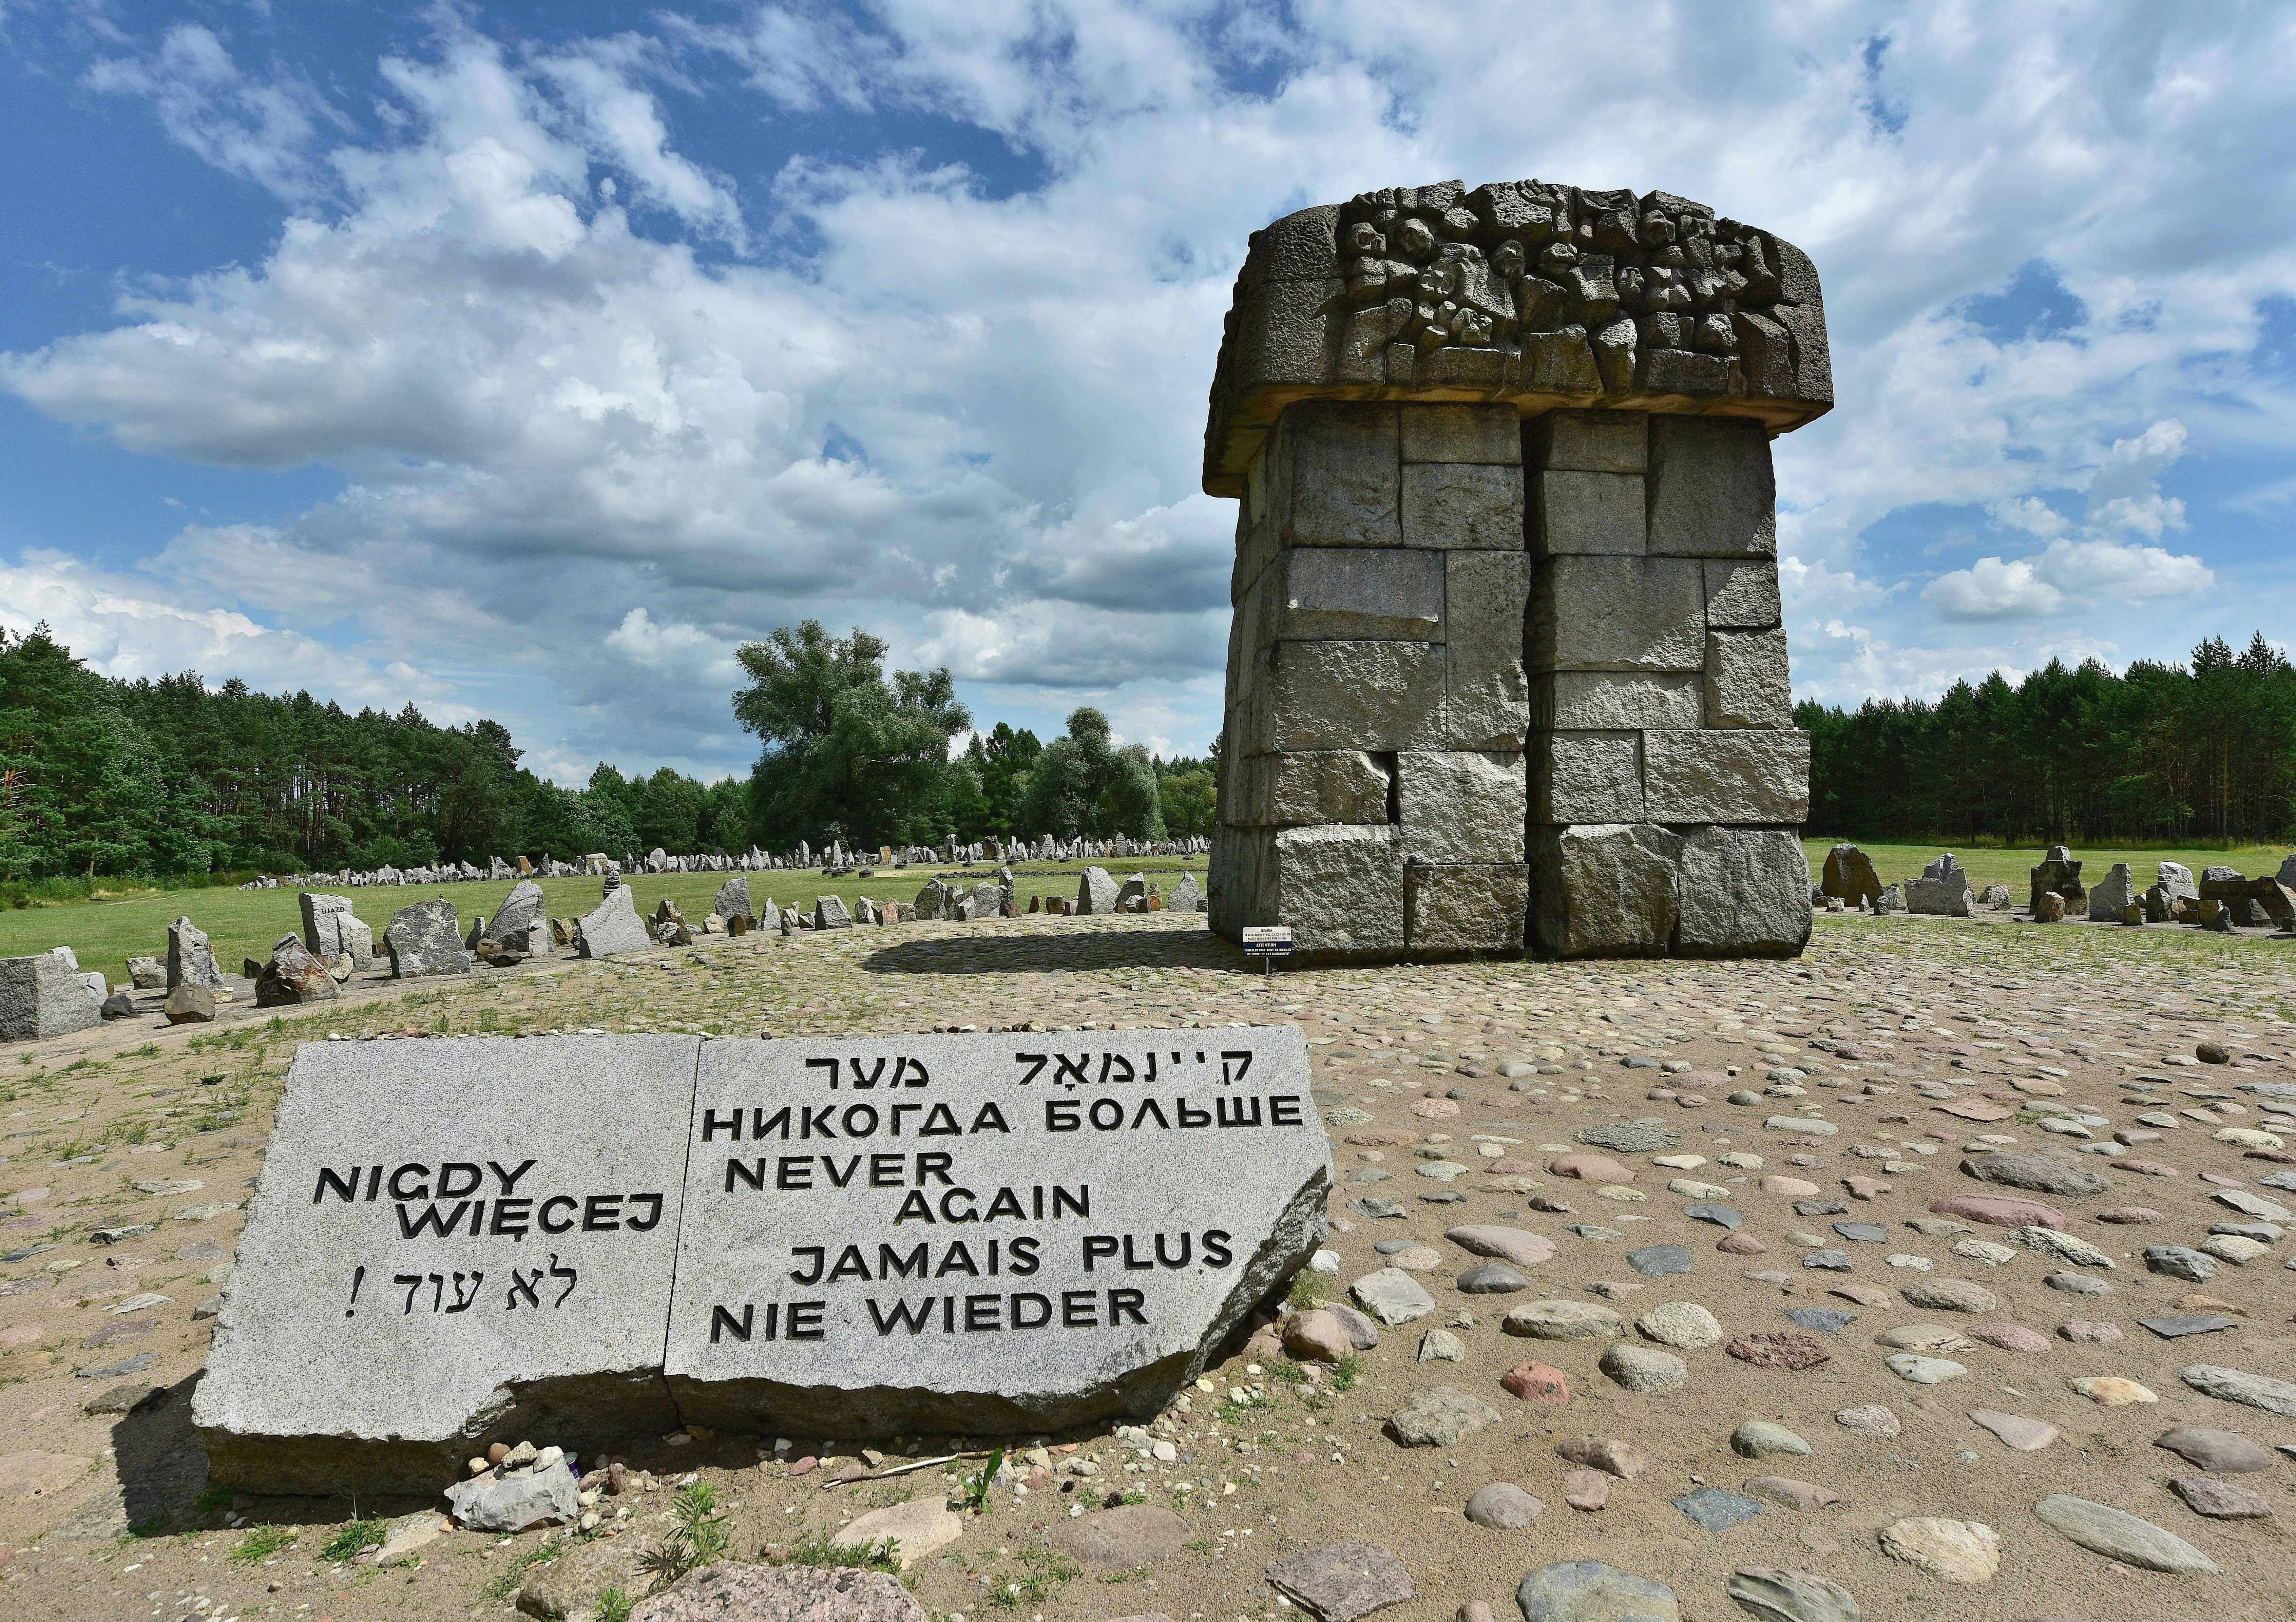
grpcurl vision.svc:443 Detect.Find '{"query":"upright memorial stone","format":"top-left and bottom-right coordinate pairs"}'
top-left (1905, 853), bottom-right (1974, 917)
top-left (1204, 177), bottom-right (1825, 961)
top-left (576, 883), bottom-right (651, 958)
top-left (0, 952), bottom-right (103, 1041)
top-left (481, 880), bottom-right (549, 956)
top-left (385, 899), bottom-right (473, 977)
top-left (2087, 862), bottom-right (2138, 923)
top-left (196, 1028), bottom-right (1327, 1493)
top-left (168, 916), bottom-right (224, 990)
top-left (1820, 843), bottom-right (1883, 910)
top-left (301, 892), bottom-right (374, 969)
top-left (2030, 846), bottom-right (2086, 915)
top-left (1077, 867), bottom-right (1118, 915)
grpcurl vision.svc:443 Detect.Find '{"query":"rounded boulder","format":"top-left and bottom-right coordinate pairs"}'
top-left (1599, 1343), bottom-right (1688, 1393)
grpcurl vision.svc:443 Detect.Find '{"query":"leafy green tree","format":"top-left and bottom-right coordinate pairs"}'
top-left (1016, 716), bottom-right (1099, 839)
top-left (576, 775), bottom-right (639, 855)
top-left (524, 781), bottom-right (628, 861)
top-left (435, 720), bottom-right (526, 862)
top-left (635, 767), bottom-right (705, 854)
top-left (944, 756), bottom-right (993, 840)
top-left (1015, 708), bottom-right (1167, 840)
top-left (1799, 631), bottom-right (2296, 845)
top-left (1159, 768), bottom-right (1217, 838)
top-left (1105, 741), bottom-right (1167, 840)
top-left (699, 777), bottom-right (751, 853)
top-left (961, 722), bottom-right (1041, 837)
top-left (731, 622), bottom-right (970, 851)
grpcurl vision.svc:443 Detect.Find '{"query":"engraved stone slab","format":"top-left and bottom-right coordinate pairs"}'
top-left (666, 1028), bottom-right (1328, 1435)
top-left (194, 1036), bottom-right (701, 1494)
top-left (199, 1029), bottom-right (1329, 1494)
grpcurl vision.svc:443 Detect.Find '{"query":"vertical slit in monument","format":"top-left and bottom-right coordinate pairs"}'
top-left (657, 1035), bottom-right (710, 1429)
top-left (1378, 752), bottom-right (1400, 824)
top-left (1521, 412), bottom-right (1556, 958)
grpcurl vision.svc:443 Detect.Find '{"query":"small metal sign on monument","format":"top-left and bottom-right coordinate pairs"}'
top-left (1242, 925), bottom-right (1293, 975)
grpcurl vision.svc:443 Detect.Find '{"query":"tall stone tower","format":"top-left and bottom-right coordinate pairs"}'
top-left (1205, 178), bottom-right (1827, 961)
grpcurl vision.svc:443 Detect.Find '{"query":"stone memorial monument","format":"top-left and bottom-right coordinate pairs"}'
top-left (195, 1029), bottom-right (1327, 1493)
top-left (1819, 842), bottom-right (1883, 910)
top-left (0, 950), bottom-right (103, 1041)
top-left (300, 892), bottom-right (373, 969)
top-left (2030, 844), bottom-right (2086, 915)
top-left (1205, 177), bottom-right (1825, 960)
top-left (479, 879), bottom-right (550, 956)
top-left (574, 881), bottom-right (651, 957)
top-left (1904, 852), bottom-right (1974, 917)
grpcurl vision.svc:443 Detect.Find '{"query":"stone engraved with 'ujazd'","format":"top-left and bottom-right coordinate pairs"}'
top-left (193, 1030), bottom-right (1329, 1493)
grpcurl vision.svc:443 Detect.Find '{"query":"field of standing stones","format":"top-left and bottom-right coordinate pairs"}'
top-left (2, 848), bottom-right (2296, 1622)
top-left (4, 167), bottom-right (2294, 1622)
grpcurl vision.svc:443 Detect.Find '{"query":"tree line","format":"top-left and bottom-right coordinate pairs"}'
top-left (729, 622), bottom-right (1214, 855)
top-left (0, 618), bottom-right (1214, 889)
top-left (1801, 633), bottom-right (2296, 845)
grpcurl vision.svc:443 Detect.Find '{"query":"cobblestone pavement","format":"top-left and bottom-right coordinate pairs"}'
top-left (2, 909), bottom-right (2294, 1621)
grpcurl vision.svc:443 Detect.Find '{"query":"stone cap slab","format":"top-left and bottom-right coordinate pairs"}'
top-left (1205, 177), bottom-right (1831, 496)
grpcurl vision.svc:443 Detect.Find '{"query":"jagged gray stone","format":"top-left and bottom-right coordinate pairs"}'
top-left (300, 893), bottom-right (372, 968)
top-left (1076, 866), bottom-right (1119, 915)
top-left (383, 899), bottom-right (472, 977)
top-left (575, 885), bottom-right (651, 958)
top-left (0, 951), bottom-right (102, 1041)
top-left (481, 880), bottom-right (548, 954)
top-left (168, 915), bottom-right (223, 989)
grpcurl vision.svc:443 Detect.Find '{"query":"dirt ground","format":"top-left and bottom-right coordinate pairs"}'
top-left (1, 903), bottom-right (2294, 1622)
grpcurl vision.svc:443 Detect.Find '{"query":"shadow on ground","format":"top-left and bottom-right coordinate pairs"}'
top-left (858, 920), bottom-right (1245, 976)
top-left (39, 1374), bottom-right (216, 1542)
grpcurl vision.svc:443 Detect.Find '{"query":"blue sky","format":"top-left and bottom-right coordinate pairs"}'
top-left (1, 2), bottom-right (2293, 784)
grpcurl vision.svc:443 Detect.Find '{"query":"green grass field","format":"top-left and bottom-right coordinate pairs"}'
top-left (1807, 839), bottom-right (2292, 893)
top-left (8, 837), bottom-right (2290, 981)
top-left (0, 857), bottom-right (1208, 982)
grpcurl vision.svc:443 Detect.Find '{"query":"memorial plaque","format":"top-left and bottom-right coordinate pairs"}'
top-left (666, 1028), bottom-right (1328, 1434)
top-left (193, 1037), bottom-right (702, 1493)
top-left (197, 1028), bottom-right (1328, 1492)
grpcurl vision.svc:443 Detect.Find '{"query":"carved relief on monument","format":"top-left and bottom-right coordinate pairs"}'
top-left (1205, 178), bottom-right (1831, 496)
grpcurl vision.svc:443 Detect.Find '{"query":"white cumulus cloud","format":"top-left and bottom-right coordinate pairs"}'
top-left (5, 5), bottom-right (2296, 766)
top-left (1921, 417), bottom-right (2212, 623)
